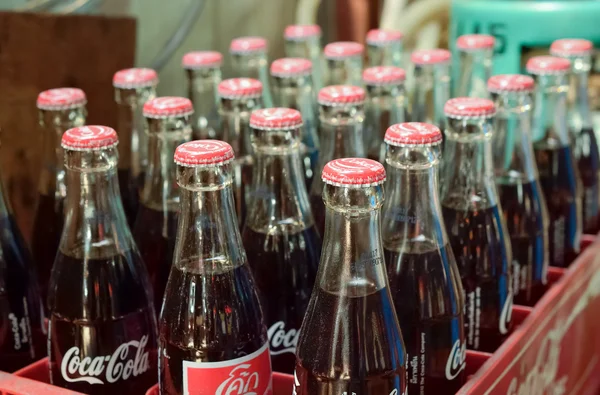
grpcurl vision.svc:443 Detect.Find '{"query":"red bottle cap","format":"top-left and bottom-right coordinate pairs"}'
top-left (324, 41), bottom-right (364, 59)
top-left (284, 24), bottom-right (322, 40)
top-left (411, 49), bottom-right (451, 65)
top-left (362, 66), bottom-right (406, 85)
top-left (366, 29), bottom-right (403, 45)
top-left (550, 39), bottom-right (594, 56)
top-left (270, 58), bottom-right (312, 78)
top-left (230, 36), bottom-right (268, 54)
top-left (218, 78), bottom-right (263, 99)
top-left (112, 68), bottom-right (158, 89)
top-left (322, 158), bottom-right (386, 187)
top-left (36, 88), bottom-right (87, 110)
top-left (61, 125), bottom-right (118, 150)
top-left (385, 122), bottom-right (442, 146)
top-left (250, 108), bottom-right (303, 130)
top-left (174, 140), bottom-right (234, 166)
top-left (456, 34), bottom-right (495, 51)
top-left (444, 97), bottom-right (496, 118)
top-left (143, 97), bottom-right (194, 118)
top-left (488, 74), bottom-right (535, 93)
top-left (182, 51), bottom-right (223, 69)
top-left (526, 56), bottom-right (571, 75)
top-left (318, 85), bottom-right (365, 106)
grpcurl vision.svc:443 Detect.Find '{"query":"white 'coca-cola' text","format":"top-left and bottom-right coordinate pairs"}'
top-left (267, 321), bottom-right (299, 356)
top-left (445, 339), bottom-right (466, 380)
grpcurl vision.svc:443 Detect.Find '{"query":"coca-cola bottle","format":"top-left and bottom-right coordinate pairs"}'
top-left (48, 126), bottom-right (157, 394)
top-left (32, 88), bottom-right (87, 303)
top-left (242, 108), bottom-right (321, 374)
top-left (133, 97), bottom-right (193, 314)
top-left (182, 51), bottom-right (222, 140)
top-left (309, 85), bottom-right (366, 237)
top-left (270, 58), bottom-right (319, 187)
top-left (113, 68), bottom-right (159, 226)
top-left (455, 34), bottom-right (495, 98)
top-left (294, 158), bottom-right (407, 395)
top-left (488, 75), bottom-right (550, 306)
top-left (366, 29), bottom-right (403, 67)
top-left (382, 122), bottom-right (466, 394)
top-left (527, 56), bottom-right (583, 267)
top-left (218, 78), bottom-right (263, 227)
top-left (230, 36), bottom-right (273, 107)
top-left (362, 66), bottom-right (408, 161)
top-left (440, 98), bottom-right (513, 352)
top-left (323, 41), bottom-right (364, 86)
top-left (159, 140), bottom-right (272, 395)
top-left (284, 24), bottom-right (324, 91)
top-left (551, 39), bottom-right (600, 234)
top-left (411, 49), bottom-right (451, 130)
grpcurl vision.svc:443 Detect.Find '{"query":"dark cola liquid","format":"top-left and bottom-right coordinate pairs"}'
top-left (384, 245), bottom-right (466, 395)
top-left (294, 285), bottom-right (406, 395)
top-left (534, 145), bottom-right (582, 266)
top-left (242, 226), bottom-right (320, 373)
top-left (574, 127), bottom-right (600, 234)
top-left (159, 263), bottom-right (267, 394)
top-left (48, 252), bottom-right (157, 394)
top-left (309, 194), bottom-right (325, 238)
top-left (442, 205), bottom-right (512, 353)
top-left (0, 215), bottom-right (45, 372)
top-left (119, 169), bottom-right (139, 227)
top-left (133, 205), bottom-right (177, 313)
top-left (31, 192), bottom-right (64, 303)
top-left (497, 181), bottom-right (548, 305)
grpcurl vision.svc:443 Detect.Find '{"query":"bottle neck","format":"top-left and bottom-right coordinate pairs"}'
top-left (326, 57), bottom-right (363, 86)
top-left (219, 97), bottom-right (262, 156)
top-left (367, 42), bottom-right (403, 67)
top-left (317, 104), bottom-right (365, 171)
top-left (456, 50), bottom-right (493, 98)
top-left (412, 64), bottom-right (450, 128)
top-left (531, 75), bottom-right (570, 146)
top-left (568, 55), bottom-right (593, 130)
top-left (365, 84), bottom-right (407, 147)
top-left (231, 53), bottom-right (273, 107)
top-left (284, 39), bottom-right (323, 90)
top-left (186, 68), bottom-right (221, 135)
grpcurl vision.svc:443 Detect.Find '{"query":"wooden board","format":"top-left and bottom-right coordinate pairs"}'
top-left (0, 11), bottom-right (136, 241)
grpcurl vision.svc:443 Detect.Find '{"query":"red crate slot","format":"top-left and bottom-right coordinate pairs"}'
top-left (0, 371), bottom-right (81, 395)
top-left (465, 350), bottom-right (492, 378)
top-left (511, 305), bottom-right (533, 328)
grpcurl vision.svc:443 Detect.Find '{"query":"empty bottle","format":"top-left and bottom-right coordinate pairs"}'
top-left (323, 41), bottom-right (364, 86)
top-left (243, 108), bottom-right (321, 374)
top-left (363, 66), bottom-right (408, 161)
top-left (294, 158), bottom-right (407, 395)
top-left (551, 39), bottom-right (600, 234)
top-left (366, 29), bottom-right (403, 67)
top-left (113, 68), bottom-right (159, 226)
top-left (133, 97), bottom-right (193, 314)
top-left (159, 140), bottom-right (271, 395)
top-left (230, 36), bottom-right (273, 107)
top-left (440, 98), bottom-right (513, 353)
top-left (48, 126), bottom-right (157, 394)
top-left (488, 75), bottom-right (550, 306)
top-left (270, 57), bottom-right (319, 188)
top-left (309, 85), bottom-right (366, 237)
top-left (454, 34), bottom-right (495, 98)
top-left (411, 49), bottom-right (451, 130)
top-left (32, 87), bottom-right (86, 303)
top-left (284, 24), bottom-right (324, 91)
top-left (527, 56), bottom-right (583, 267)
top-left (182, 51), bottom-right (222, 140)
top-left (382, 122), bottom-right (466, 394)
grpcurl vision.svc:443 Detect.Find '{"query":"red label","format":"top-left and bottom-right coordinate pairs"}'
top-left (183, 343), bottom-right (273, 395)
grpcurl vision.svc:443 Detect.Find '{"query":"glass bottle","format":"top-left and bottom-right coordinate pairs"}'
top-left (294, 158), bottom-right (407, 395)
top-left (309, 85), bottom-right (366, 237)
top-left (411, 49), bottom-right (451, 131)
top-left (32, 88), bottom-right (87, 303)
top-left (488, 74), bottom-right (550, 306)
top-left (48, 126), bottom-right (157, 394)
top-left (454, 34), bottom-right (495, 99)
top-left (440, 98), bottom-right (513, 353)
top-left (230, 36), bottom-right (273, 107)
top-left (363, 66), bottom-right (408, 161)
top-left (323, 41), bottom-right (364, 86)
top-left (284, 24), bottom-right (324, 91)
top-left (527, 56), bottom-right (583, 267)
top-left (217, 78), bottom-right (263, 227)
top-left (113, 67), bottom-right (159, 226)
top-left (270, 57), bottom-right (319, 188)
top-left (159, 140), bottom-right (271, 395)
top-left (182, 51), bottom-right (222, 140)
top-left (551, 39), bottom-right (600, 234)
top-left (133, 97), bottom-right (193, 314)
top-left (382, 122), bottom-right (466, 395)
top-left (366, 29), bottom-right (403, 67)
top-left (242, 108), bottom-right (321, 374)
